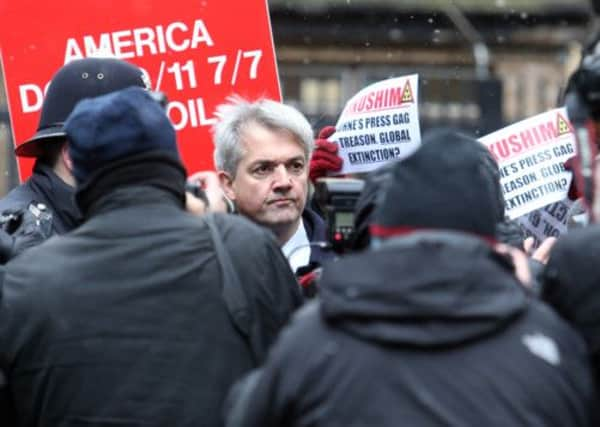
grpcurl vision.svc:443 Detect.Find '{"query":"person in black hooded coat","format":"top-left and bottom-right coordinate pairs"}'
top-left (542, 225), bottom-right (600, 424)
top-left (0, 87), bottom-right (302, 427)
top-left (225, 129), bottom-right (593, 427)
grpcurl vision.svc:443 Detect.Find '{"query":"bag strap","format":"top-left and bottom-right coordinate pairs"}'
top-left (204, 215), bottom-right (262, 362)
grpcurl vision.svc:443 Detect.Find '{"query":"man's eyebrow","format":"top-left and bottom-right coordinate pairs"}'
top-left (248, 159), bottom-right (276, 168)
top-left (286, 156), bottom-right (306, 163)
top-left (249, 156), bottom-right (305, 166)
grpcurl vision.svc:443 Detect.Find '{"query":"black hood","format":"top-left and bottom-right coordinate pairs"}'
top-left (320, 231), bottom-right (528, 347)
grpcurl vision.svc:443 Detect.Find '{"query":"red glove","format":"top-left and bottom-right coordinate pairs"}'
top-left (297, 267), bottom-right (322, 298)
top-left (564, 157), bottom-right (582, 201)
top-left (309, 126), bottom-right (343, 183)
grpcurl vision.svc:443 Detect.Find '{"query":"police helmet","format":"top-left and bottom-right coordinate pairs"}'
top-left (16, 57), bottom-right (149, 158)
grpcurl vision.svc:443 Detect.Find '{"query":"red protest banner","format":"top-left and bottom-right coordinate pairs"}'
top-left (0, 0), bottom-right (281, 181)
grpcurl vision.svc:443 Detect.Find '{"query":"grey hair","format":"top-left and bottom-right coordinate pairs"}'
top-left (212, 96), bottom-right (314, 177)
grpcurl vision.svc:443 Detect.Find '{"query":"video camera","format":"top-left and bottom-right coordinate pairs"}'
top-left (314, 177), bottom-right (364, 253)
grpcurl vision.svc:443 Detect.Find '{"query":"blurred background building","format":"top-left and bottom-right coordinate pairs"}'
top-left (0, 0), bottom-right (594, 194)
top-left (270, 0), bottom-right (592, 132)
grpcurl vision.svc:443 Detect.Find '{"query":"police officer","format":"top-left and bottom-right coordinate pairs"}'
top-left (0, 57), bottom-right (149, 241)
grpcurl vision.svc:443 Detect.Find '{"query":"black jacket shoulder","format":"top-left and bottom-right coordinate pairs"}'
top-left (227, 232), bottom-right (593, 427)
top-left (0, 188), bottom-right (301, 427)
top-left (0, 181), bottom-right (37, 213)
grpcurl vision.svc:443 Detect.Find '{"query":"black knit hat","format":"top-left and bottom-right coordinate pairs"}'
top-left (371, 128), bottom-right (499, 239)
top-left (65, 86), bottom-right (179, 184)
top-left (351, 162), bottom-right (395, 250)
top-left (16, 57), bottom-right (148, 158)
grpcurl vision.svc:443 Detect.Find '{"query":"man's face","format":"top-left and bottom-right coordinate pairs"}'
top-left (220, 122), bottom-right (309, 240)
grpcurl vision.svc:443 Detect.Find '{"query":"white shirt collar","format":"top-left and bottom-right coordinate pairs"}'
top-left (281, 220), bottom-right (311, 273)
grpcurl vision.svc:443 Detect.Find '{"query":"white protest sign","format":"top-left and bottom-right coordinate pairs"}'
top-left (517, 199), bottom-right (573, 247)
top-left (479, 108), bottom-right (576, 219)
top-left (330, 75), bottom-right (421, 174)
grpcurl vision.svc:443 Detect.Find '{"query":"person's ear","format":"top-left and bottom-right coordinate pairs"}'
top-left (62, 143), bottom-right (73, 172)
top-left (56, 142), bottom-right (76, 187)
top-left (218, 171), bottom-right (236, 201)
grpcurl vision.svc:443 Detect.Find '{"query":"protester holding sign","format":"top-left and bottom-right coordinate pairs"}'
top-left (308, 76), bottom-right (534, 257)
top-left (309, 74), bottom-right (421, 181)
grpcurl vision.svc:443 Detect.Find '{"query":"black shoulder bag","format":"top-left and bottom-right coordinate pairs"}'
top-left (203, 215), bottom-right (264, 363)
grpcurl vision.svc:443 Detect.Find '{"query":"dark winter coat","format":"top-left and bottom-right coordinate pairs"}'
top-left (0, 162), bottom-right (81, 235)
top-left (227, 231), bottom-right (593, 427)
top-left (0, 181), bottom-right (302, 426)
top-left (543, 225), bottom-right (600, 423)
top-left (302, 207), bottom-right (331, 268)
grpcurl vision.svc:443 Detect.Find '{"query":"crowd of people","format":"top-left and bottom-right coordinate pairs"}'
top-left (0, 46), bottom-right (599, 426)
